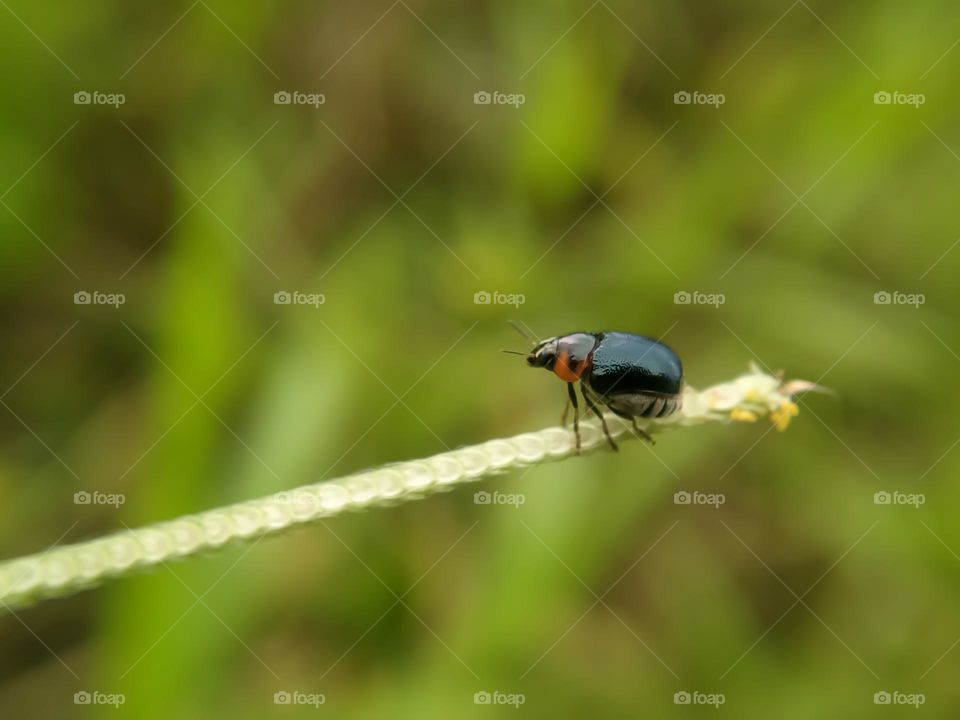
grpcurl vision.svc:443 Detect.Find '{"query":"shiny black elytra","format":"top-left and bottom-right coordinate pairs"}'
top-left (518, 331), bottom-right (683, 453)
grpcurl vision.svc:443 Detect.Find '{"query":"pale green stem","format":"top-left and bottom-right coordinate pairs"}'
top-left (0, 365), bottom-right (813, 611)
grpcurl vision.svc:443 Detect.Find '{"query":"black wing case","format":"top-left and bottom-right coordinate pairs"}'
top-left (587, 332), bottom-right (683, 397)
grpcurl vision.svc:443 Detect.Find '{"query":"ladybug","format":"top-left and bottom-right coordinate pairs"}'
top-left (516, 331), bottom-right (683, 452)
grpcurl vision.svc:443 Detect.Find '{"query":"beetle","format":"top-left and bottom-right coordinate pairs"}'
top-left (510, 330), bottom-right (683, 452)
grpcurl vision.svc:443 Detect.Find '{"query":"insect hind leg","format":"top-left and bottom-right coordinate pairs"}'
top-left (606, 404), bottom-right (655, 445)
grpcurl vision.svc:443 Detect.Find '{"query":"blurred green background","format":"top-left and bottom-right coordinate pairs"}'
top-left (1, 0), bottom-right (959, 717)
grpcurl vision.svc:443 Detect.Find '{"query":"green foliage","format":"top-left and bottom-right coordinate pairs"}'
top-left (1, 0), bottom-right (958, 717)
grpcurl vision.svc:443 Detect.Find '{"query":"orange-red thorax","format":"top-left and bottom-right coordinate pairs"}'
top-left (549, 332), bottom-right (599, 383)
top-left (553, 351), bottom-right (590, 382)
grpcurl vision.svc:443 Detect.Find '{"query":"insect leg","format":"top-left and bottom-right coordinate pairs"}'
top-left (631, 416), bottom-right (654, 444)
top-left (607, 404), bottom-right (655, 445)
top-left (561, 394), bottom-right (571, 428)
top-left (579, 384), bottom-right (618, 451)
top-left (567, 382), bottom-right (581, 453)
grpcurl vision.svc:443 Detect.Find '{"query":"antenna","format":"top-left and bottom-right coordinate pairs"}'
top-left (507, 320), bottom-right (538, 344)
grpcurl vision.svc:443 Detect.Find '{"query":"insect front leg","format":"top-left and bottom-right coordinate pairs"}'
top-left (567, 382), bottom-right (580, 453)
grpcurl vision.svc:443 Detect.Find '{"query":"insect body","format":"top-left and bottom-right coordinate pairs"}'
top-left (524, 331), bottom-right (683, 452)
